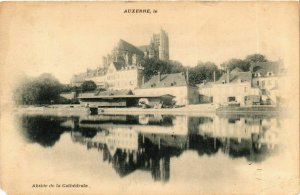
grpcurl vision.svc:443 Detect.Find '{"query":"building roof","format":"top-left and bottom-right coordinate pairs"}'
top-left (252, 61), bottom-right (280, 77)
top-left (96, 67), bottom-right (108, 76)
top-left (78, 89), bottom-right (174, 99)
top-left (80, 94), bottom-right (175, 99)
top-left (141, 72), bottom-right (188, 89)
top-left (110, 61), bottom-right (137, 71)
top-left (230, 67), bottom-right (243, 73)
top-left (138, 45), bottom-right (149, 52)
top-left (95, 89), bottom-right (133, 96)
top-left (217, 71), bottom-right (252, 84)
top-left (79, 89), bottom-right (132, 98)
top-left (117, 39), bottom-right (144, 56)
top-left (111, 62), bottom-right (123, 71)
top-left (198, 81), bottom-right (215, 89)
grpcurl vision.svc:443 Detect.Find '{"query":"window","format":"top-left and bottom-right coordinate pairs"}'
top-left (262, 80), bottom-right (265, 87)
top-left (228, 97), bottom-right (236, 102)
top-left (256, 80), bottom-right (259, 86)
top-left (228, 118), bottom-right (236, 124)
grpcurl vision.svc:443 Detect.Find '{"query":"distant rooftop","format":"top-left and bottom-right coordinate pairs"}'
top-left (111, 61), bottom-right (138, 71)
top-left (79, 89), bottom-right (132, 99)
top-left (252, 61), bottom-right (281, 77)
top-left (217, 71), bottom-right (252, 84)
top-left (230, 67), bottom-right (243, 73)
top-left (141, 72), bottom-right (188, 89)
top-left (78, 89), bottom-right (174, 99)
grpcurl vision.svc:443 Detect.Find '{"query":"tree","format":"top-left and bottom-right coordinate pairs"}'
top-left (168, 60), bottom-right (186, 73)
top-left (220, 58), bottom-right (250, 72)
top-left (188, 61), bottom-right (221, 86)
top-left (81, 80), bottom-right (97, 92)
top-left (141, 58), bottom-right (185, 80)
top-left (21, 115), bottom-right (67, 147)
top-left (221, 54), bottom-right (269, 72)
top-left (13, 73), bottom-right (63, 105)
top-left (245, 53), bottom-right (268, 64)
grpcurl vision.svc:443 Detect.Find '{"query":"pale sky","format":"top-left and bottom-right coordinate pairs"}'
top-left (0, 2), bottom-right (298, 84)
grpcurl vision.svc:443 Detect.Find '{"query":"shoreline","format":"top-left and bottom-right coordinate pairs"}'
top-left (13, 104), bottom-right (284, 117)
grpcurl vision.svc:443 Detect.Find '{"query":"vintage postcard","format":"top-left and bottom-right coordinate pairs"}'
top-left (0, 2), bottom-right (299, 195)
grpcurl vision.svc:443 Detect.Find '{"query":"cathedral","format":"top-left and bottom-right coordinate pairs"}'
top-left (71, 29), bottom-right (169, 88)
top-left (139, 28), bottom-right (169, 61)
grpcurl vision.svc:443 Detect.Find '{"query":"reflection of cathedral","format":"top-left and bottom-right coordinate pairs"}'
top-left (21, 114), bottom-right (280, 183)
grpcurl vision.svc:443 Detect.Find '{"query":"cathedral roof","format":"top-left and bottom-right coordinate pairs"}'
top-left (138, 45), bottom-right (149, 52)
top-left (117, 39), bottom-right (144, 56)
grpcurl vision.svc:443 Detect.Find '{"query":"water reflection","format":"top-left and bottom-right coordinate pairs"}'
top-left (19, 113), bottom-right (280, 183)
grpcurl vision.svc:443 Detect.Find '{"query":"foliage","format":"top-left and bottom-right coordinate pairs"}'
top-left (220, 58), bottom-right (250, 72)
top-left (141, 58), bottom-right (185, 80)
top-left (188, 61), bottom-right (221, 85)
top-left (21, 115), bottom-right (67, 147)
top-left (81, 80), bottom-right (97, 92)
top-left (14, 73), bottom-right (63, 105)
top-left (220, 54), bottom-right (268, 72)
top-left (245, 54), bottom-right (268, 64)
top-left (141, 53), bottom-right (268, 86)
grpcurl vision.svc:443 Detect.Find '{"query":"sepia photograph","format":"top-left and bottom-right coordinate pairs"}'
top-left (0, 2), bottom-right (299, 194)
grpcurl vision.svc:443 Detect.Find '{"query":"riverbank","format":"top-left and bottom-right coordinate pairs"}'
top-left (14, 104), bottom-right (285, 117)
top-left (14, 104), bottom-right (216, 116)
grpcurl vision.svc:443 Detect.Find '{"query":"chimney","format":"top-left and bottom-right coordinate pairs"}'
top-left (158, 72), bottom-right (161, 83)
top-left (213, 71), bottom-right (216, 83)
top-left (226, 68), bottom-right (230, 83)
top-left (250, 62), bottom-right (254, 73)
top-left (186, 69), bottom-right (189, 85)
top-left (250, 62), bottom-right (253, 87)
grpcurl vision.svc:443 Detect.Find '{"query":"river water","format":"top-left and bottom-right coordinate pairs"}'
top-left (1, 112), bottom-right (298, 194)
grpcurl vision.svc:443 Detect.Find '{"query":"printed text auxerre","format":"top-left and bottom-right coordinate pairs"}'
top-left (124, 9), bottom-right (153, 14)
